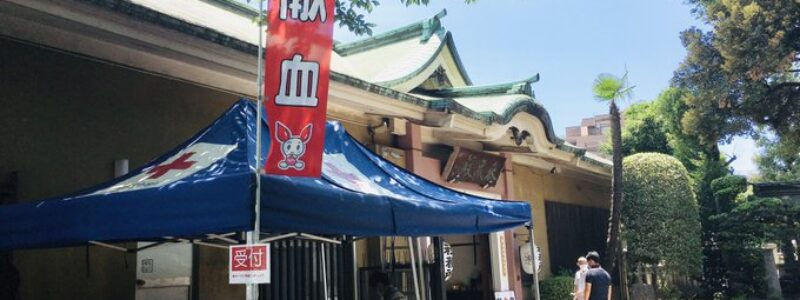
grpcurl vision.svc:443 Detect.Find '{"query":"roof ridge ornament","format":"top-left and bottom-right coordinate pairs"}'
top-left (414, 73), bottom-right (540, 98)
top-left (510, 74), bottom-right (540, 97)
top-left (421, 9), bottom-right (448, 42)
top-left (333, 9), bottom-right (449, 56)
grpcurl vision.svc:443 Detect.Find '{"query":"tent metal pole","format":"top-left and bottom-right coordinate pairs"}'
top-left (133, 241), bottom-right (171, 252)
top-left (258, 233), bottom-right (343, 245)
top-left (248, 0), bottom-right (266, 299)
top-left (352, 238), bottom-right (359, 300)
top-left (391, 237), bottom-right (396, 273)
top-left (416, 237), bottom-right (426, 300)
top-left (89, 241), bottom-right (128, 252)
top-left (193, 241), bottom-right (230, 250)
top-left (207, 233), bottom-right (238, 244)
top-left (408, 237), bottom-right (421, 300)
top-left (321, 243), bottom-right (329, 300)
top-left (380, 237), bottom-right (386, 272)
top-left (299, 233), bottom-right (342, 245)
top-left (260, 233), bottom-right (299, 243)
top-left (527, 224), bottom-right (541, 300)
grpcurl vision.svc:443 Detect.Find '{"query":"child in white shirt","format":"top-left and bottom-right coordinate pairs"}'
top-left (572, 256), bottom-right (589, 300)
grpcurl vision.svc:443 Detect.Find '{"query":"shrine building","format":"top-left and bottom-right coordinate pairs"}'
top-left (0, 0), bottom-right (612, 299)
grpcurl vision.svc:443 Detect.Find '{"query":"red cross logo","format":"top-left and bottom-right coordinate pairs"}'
top-left (146, 152), bottom-right (197, 179)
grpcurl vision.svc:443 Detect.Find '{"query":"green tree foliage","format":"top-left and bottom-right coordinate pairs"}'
top-left (673, 5), bottom-right (800, 293)
top-left (706, 175), bottom-right (767, 298)
top-left (706, 175), bottom-right (800, 298)
top-left (602, 88), bottom-right (725, 172)
top-left (676, 0), bottom-right (800, 146)
top-left (622, 153), bottom-right (703, 279)
top-left (605, 87), bottom-right (731, 296)
top-left (754, 133), bottom-right (800, 182)
top-left (673, 28), bottom-right (745, 145)
top-left (710, 175), bottom-right (747, 213)
top-left (708, 173), bottom-right (800, 298)
top-left (600, 101), bottom-right (670, 157)
top-left (716, 197), bottom-right (800, 250)
top-left (651, 88), bottom-right (718, 171)
top-left (602, 87), bottom-right (730, 228)
top-left (538, 276), bottom-right (574, 300)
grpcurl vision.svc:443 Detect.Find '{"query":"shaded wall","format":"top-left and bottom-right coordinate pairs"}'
top-left (1, 38), bottom-right (239, 300)
top-left (512, 164), bottom-right (610, 278)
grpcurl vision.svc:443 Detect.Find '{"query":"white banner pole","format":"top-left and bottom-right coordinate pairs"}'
top-left (248, 0), bottom-right (266, 299)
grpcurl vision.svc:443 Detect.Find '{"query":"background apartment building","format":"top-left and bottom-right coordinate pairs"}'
top-left (565, 114), bottom-right (622, 155)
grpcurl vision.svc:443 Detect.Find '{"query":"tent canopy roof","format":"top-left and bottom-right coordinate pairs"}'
top-left (0, 100), bottom-right (531, 250)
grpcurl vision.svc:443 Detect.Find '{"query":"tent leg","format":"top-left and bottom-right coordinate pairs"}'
top-left (408, 237), bottom-right (421, 300)
top-left (527, 224), bottom-right (541, 300)
top-left (321, 243), bottom-right (329, 300)
top-left (351, 237), bottom-right (359, 300)
top-left (380, 236), bottom-right (386, 272)
top-left (391, 237), bottom-right (397, 273)
top-left (430, 237), bottom-right (446, 300)
top-left (417, 237), bottom-right (426, 300)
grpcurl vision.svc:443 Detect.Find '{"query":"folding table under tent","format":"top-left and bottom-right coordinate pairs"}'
top-left (0, 99), bottom-right (536, 298)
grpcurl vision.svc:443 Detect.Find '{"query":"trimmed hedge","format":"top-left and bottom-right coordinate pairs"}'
top-left (622, 153), bottom-right (703, 276)
top-left (539, 275), bottom-right (573, 300)
top-left (710, 175), bottom-right (747, 213)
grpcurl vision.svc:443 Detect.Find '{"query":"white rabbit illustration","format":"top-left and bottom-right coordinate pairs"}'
top-left (275, 121), bottom-right (312, 170)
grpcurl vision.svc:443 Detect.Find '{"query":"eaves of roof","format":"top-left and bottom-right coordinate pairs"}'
top-left (331, 72), bottom-right (557, 140)
top-left (80, 0), bottom-right (259, 55)
top-left (333, 9), bottom-right (448, 56)
top-left (427, 96), bottom-right (555, 142)
top-left (334, 10), bottom-right (473, 86)
top-left (76, 0), bottom-right (609, 170)
top-left (418, 74), bottom-right (539, 98)
top-left (202, 0), bottom-right (259, 17)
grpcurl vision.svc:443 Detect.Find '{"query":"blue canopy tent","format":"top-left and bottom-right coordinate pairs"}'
top-left (0, 100), bottom-right (531, 250)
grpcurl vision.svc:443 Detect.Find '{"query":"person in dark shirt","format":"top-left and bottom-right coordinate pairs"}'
top-left (583, 251), bottom-right (611, 300)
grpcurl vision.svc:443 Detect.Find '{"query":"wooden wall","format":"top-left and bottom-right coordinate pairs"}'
top-left (544, 201), bottom-right (609, 275)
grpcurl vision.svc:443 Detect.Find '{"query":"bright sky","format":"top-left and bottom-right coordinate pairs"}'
top-left (245, 0), bottom-right (759, 176)
top-left (334, 0), bottom-right (701, 131)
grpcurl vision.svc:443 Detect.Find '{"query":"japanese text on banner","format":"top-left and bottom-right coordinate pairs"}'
top-left (263, 0), bottom-right (335, 177)
top-left (229, 244), bottom-right (271, 284)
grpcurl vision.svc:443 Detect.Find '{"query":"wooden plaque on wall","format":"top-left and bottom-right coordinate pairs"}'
top-left (442, 147), bottom-right (506, 188)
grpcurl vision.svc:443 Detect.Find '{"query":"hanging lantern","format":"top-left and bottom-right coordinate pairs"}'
top-left (519, 242), bottom-right (541, 275)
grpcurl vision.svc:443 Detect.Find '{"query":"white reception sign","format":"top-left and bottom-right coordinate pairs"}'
top-left (229, 244), bottom-right (270, 284)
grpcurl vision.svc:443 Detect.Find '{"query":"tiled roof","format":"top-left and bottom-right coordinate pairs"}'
top-left (78, 0), bottom-right (610, 169)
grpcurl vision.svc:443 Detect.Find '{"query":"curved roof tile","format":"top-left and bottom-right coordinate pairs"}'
top-left (80, 0), bottom-right (609, 170)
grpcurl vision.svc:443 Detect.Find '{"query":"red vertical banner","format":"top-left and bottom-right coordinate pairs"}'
top-left (264, 0), bottom-right (335, 177)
